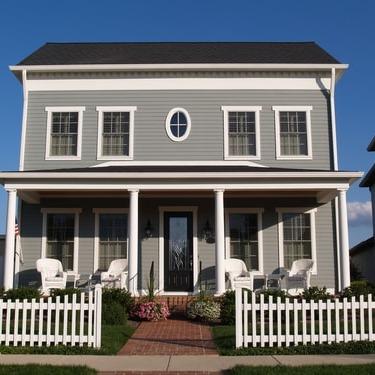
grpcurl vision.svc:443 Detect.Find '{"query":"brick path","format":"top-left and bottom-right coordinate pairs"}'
top-left (100, 372), bottom-right (222, 375)
top-left (118, 318), bottom-right (218, 355)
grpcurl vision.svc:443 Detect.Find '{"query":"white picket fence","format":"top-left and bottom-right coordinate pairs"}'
top-left (235, 287), bottom-right (375, 348)
top-left (0, 284), bottom-right (102, 348)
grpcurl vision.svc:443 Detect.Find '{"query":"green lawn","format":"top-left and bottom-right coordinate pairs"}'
top-left (229, 364), bottom-right (375, 375)
top-left (212, 325), bottom-right (375, 355)
top-left (0, 324), bottom-right (135, 355)
top-left (0, 365), bottom-right (95, 375)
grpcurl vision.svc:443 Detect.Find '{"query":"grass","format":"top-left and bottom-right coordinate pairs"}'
top-left (0, 324), bottom-right (135, 355)
top-left (229, 364), bottom-right (375, 375)
top-left (0, 365), bottom-right (95, 374)
top-left (212, 325), bottom-right (375, 355)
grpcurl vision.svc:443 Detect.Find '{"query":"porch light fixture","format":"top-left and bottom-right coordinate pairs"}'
top-left (202, 220), bottom-right (213, 241)
top-left (144, 220), bottom-right (153, 238)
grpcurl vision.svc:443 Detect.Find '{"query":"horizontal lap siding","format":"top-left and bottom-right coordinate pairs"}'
top-left (19, 197), bottom-right (337, 290)
top-left (25, 90), bottom-right (332, 170)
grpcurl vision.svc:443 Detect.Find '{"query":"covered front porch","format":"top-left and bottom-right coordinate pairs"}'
top-left (0, 165), bottom-right (361, 295)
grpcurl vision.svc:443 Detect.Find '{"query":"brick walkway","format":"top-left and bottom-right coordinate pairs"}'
top-left (118, 318), bottom-right (218, 355)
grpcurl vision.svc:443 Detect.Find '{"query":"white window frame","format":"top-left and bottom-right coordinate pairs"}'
top-left (45, 106), bottom-right (85, 160)
top-left (93, 208), bottom-right (129, 273)
top-left (276, 207), bottom-right (317, 274)
top-left (221, 106), bottom-right (262, 160)
top-left (225, 208), bottom-right (264, 274)
top-left (165, 108), bottom-right (191, 142)
top-left (41, 208), bottom-right (82, 275)
top-left (96, 106), bottom-right (137, 160)
top-left (273, 105), bottom-right (313, 160)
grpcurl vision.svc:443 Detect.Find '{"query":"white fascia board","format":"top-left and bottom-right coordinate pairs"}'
top-left (91, 160), bottom-right (268, 167)
top-left (9, 63), bottom-right (349, 72)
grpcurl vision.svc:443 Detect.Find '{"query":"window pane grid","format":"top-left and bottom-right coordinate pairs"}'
top-left (228, 112), bottom-right (256, 156)
top-left (282, 213), bottom-right (312, 269)
top-left (279, 111), bottom-right (308, 156)
top-left (102, 112), bottom-right (130, 156)
top-left (50, 112), bottom-right (78, 156)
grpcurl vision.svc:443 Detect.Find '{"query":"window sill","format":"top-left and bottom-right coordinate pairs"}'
top-left (224, 155), bottom-right (261, 161)
top-left (97, 156), bottom-right (134, 161)
top-left (276, 155), bottom-right (313, 160)
top-left (45, 156), bottom-right (81, 161)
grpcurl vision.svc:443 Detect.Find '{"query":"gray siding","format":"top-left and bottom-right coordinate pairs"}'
top-left (19, 197), bottom-right (336, 290)
top-left (24, 90), bottom-right (332, 170)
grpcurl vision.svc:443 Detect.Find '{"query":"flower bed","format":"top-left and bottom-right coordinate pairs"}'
top-left (131, 300), bottom-right (170, 321)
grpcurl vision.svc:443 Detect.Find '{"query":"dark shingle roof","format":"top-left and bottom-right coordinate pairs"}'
top-left (17, 42), bottom-right (341, 66)
top-left (350, 236), bottom-right (375, 256)
top-left (360, 164), bottom-right (375, 187)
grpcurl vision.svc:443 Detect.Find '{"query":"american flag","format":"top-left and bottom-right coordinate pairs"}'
top-left (15, 220), bottom-right (24, 264)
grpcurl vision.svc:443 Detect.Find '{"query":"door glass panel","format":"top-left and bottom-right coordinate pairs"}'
top-left (168, 216), bottom-right (189, 272)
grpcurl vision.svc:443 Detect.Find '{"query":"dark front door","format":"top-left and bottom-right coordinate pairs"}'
top-left (164, 212), bottom-right (193, 292)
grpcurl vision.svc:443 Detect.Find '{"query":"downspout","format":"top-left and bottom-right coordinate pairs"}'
top-left (330, 68), bottom-right (341, 291)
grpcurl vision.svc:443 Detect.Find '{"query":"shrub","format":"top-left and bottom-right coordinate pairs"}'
top-left (50, 288), bottom-right (82, 301)
top-left (257, 288), bottom-right (287, 302)
top-left (131, 300), bottom-right (170, 321)
top-left (220, 290), bottom-right (235, 325)
top-left (301, 286), bottom-right (332, 301)
top-left (2, 287), bottom-right (41, 301)
top-left (187, 299), bottom-right (220, 322)
top-left (102, 302), bottom-right (128, 325)
top-left (102, 288), bottom-right (134, 314)
top-left (341, 280), bottom-right (375, 300)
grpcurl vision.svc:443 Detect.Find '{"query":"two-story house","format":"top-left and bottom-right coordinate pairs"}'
top-left (0, 42), bottom-right (362, 295)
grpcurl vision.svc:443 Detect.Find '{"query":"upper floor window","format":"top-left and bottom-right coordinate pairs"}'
top-left (96, 106), bottom-right (137, 160)
top-left (273, 106), bottom-right (313, 160)
top-left (165, 108), bottom-right (191, 142)
top-left (222, 106), bottom-right (262, 160)
top-left (45, 107), bottom-right (85, 160)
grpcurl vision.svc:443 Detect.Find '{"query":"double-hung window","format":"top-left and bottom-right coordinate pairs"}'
top-left (41, 208), bottom-right (81, 273)
top-left (226, 209), bottom-right (263, 273)
top-left (273, 106), bottom-right (313, 159)
top-left (93, 209), bottom-right (128, 271)
top-left (96, 106), bottom-right (137, 160)
top-left (222, 106), bottom-right (262, 160)
top-left (45, 107), bottom-right (85, 160)
top-left (277, 208), bottom-right (317, 273)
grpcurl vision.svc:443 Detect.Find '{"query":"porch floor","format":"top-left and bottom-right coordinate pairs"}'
top-left (118, 318), bottom-right (218, 355)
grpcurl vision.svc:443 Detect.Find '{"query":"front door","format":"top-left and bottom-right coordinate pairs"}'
top-left (164, 212), bottom-right (193, 292)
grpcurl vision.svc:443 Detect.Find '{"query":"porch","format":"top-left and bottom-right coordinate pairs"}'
top-left (0, 164), bottom-right (361, 294)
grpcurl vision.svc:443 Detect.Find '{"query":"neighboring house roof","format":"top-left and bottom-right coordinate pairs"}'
top-left (368, 136), bottom-right (375, 152)
top-left (360, 164), bottom-right (375, 187)
top-left (16, 42), bottom-right (341, 66)
top-left (350, 236), bottom-right (375, 256)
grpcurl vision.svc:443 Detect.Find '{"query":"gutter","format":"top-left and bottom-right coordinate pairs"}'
top-left (19, 70), bottom-right (28, 171)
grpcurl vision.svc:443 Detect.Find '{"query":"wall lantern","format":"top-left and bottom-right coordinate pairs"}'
top-left (144, 220), bottom-right (153, 238)
top-left (202, 220), bottom-right (213, 241)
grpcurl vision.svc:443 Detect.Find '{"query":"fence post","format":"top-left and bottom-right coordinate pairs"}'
top-left (235, 286), bottom-right (242, 348)
top-left (94, 284), bottom-right (102, 348)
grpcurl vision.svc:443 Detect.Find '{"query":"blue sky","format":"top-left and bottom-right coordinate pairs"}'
top-left (0, 0), bottom-right (373, 245)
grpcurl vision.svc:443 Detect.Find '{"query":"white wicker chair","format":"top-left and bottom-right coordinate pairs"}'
top-left (224, 258), bottom-right (253, 290)
top-left (100, 259), bottom-right (128, 289)
top-left (36, 258), bottom-right (67, 295)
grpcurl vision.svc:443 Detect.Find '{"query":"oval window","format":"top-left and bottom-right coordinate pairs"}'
top-left (165, 108), bottom-right (191, 142)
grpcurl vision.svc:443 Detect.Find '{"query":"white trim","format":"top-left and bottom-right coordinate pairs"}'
top-left (165, 108), bottom-right (191, 142)
top-left (41, 208), bottom-right (81, 274)
top-left (225, 208), bottom-right (264, 274)
top-left (10, 63), bottom-right (349, 72)
top-left (93, 208), bottom-right (128, 273)
top-left (96, 106), bottom-right (137, 160)
top-left (19, 70), bottom-right (28, 171)
top-left (44, 106), bottom-right (85, 160)
top-left (158, 206), bottom-right (198, 294)
top-left (25, 77), bottom-right (334, 92)
top-left (273, 106), bottom-right (313, 160)
top-left (276, 207), bottom-right (317, 274)
top-left (222, 106), bottom-right (262, 160)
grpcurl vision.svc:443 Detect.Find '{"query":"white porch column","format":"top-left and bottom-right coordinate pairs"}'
top-left (215, 189), bottom-right (226, 295)
top-left (338, 189), bottom-right (350, 290)
top-left (4, 189), bottom-right (17, 290)
top-left (128, 189), bottom-right (139, 295)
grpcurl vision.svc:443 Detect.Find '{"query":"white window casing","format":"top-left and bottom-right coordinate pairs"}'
top-left (45, 106), bottom-right (85, 160)
top-left (273, 105), bottom-right (313, 160)
top-left (96, 106), bottom-right (137, 160)
top-left (222, 106), bottom-right (262, 160)
top-left (225, 207), bottom-right (264, 274)
top-left (92, 208), bottom-right (129, 273)
top-left (41, 208), bottom-right (82, 275)
top-left (276, 207), bottom-right (317, 274)
top-left (165, 108), bottom-right (191, 142)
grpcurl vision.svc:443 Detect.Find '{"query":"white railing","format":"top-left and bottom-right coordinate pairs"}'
top-left (0, 284), bottom-right (102, 348)
top-left (235, 287), bottom-right (375, 348)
